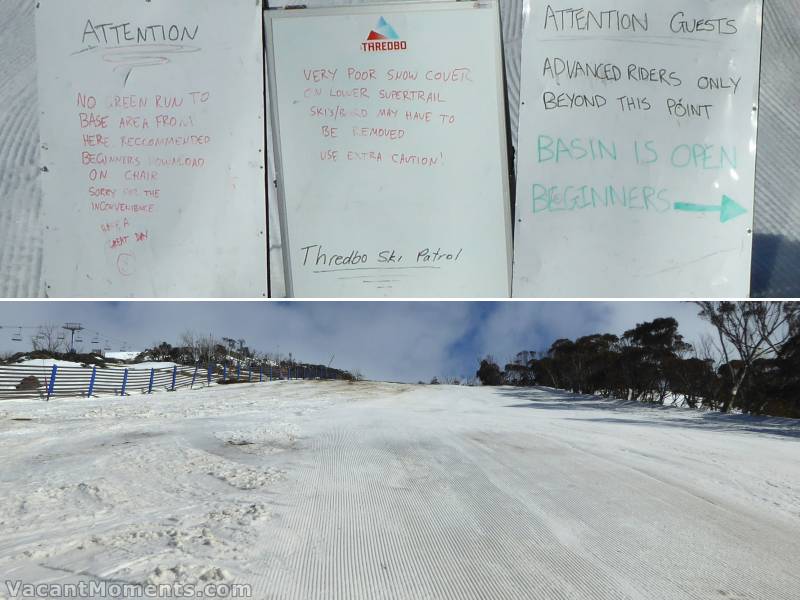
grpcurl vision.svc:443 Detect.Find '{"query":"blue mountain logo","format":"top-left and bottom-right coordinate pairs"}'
top-left (366, 17), bottom-right (400, 41)
top-left (362, 17), bottom-right (408, 52)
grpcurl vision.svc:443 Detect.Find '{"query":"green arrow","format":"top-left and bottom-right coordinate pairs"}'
top-left (674, 195), bottom-right (747, 223)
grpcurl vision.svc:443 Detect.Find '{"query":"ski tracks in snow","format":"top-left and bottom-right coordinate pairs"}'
top-left (251, 386), bottom-right (800, 600)
top-left (1, 382), bottom-right (799, 599)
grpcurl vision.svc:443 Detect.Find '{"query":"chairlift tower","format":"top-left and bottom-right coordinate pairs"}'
top-left (62, 322), bottom-right (84, 352)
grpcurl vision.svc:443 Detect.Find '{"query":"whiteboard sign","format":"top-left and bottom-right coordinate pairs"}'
top-left (266, 2), bottom-right (512, 298)
top-left (512, 1), bottom-right (763, 297)
top-left (35, 0), bottom-right (267, 297)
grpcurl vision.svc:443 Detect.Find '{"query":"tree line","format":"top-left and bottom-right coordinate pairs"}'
top-left (476, 302), bottom-right (800, 419)
top-left (136, 332), bottom-right (362, 381)
top-left (3, 328), bottom-right (361, 381)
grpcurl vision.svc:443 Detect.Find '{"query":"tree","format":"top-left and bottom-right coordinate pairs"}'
top-left (220, 337), bottom-right (236, 357)
top-left (31, 322), bottom-right (65, 354)
top-left (620, 318), bottom-right (691, 404)
top-left (504, 362), bottom-right (532, 386)
top-left (476, 357), bottom-right (503, 386)
top-left (666, 356), bottom-right (715, 409)
top-left (768, 330), bottom-right (800, 417)
top-left (530, 355), bottom-right (560, 389)
top-left (573, 334), bottom-right (619, 395)
top-left (473, 304), bottom-right (800, 419)
top-left (144, 341), bottom-right (177, 362)
top-left (696, 302), bottom-right (799, 413)
top-left (504, 351), bottom-right (537, 386)
top-left (179, 331), bottom-right (199, 362)
top-left (200, 334), bottom-right (226, 364)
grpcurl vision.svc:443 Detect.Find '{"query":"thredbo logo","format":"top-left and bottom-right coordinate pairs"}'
top-left (361, 17), bottom-right (407, 52)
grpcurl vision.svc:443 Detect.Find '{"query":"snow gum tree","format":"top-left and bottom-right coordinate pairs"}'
top-left (477, 357), bottom-right (504, 386)
top-left (696, 301), bottom-right (799, 413)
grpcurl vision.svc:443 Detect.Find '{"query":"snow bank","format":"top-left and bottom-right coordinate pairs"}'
top-left (11, 359), bottom-right (177, 370)
top-left (105, 351), bottom-right (141, 361)
top-left (124, 361), bottom-right (178, 371)
top-left (15, 359), bottom-right (85, 368)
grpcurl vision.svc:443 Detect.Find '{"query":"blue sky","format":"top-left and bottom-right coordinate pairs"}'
top-left (0, 302), bottom-right (712, 382)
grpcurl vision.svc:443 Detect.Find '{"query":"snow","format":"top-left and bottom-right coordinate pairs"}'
top-left (12, 359), bottom-right (176, 370)
top-left (123, 361), bottom-right (178, 371)
top-left (1, 381), bottom-right (798, 599)
top-left (104, 351), bottom-right (141, 361)
top-left (15, 359), bottom-right (86, 368)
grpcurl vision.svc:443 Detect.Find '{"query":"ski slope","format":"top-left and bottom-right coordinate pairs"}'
top-left (1, 382), bottom-right (799, 599)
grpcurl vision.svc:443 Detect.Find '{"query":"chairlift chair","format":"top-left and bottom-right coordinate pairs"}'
top-left (75, 333), bottom-right (83, 343)
top-left (11, 327), bottom-right (22, 342)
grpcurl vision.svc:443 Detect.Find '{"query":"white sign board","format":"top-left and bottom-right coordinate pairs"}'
top-left (266, 2), bottom-right (512, 298)
top-left (36, 0), bottom-right (267, 297)
top-left (512, 1), bottom-right (763, 297)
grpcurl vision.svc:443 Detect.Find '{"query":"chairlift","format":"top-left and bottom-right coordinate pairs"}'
top-left (57, 332), bottom-right (65, 342)
top-left (91, 334), bottom-right (100, 345)
top-left (11, 327), bottom-right (22, 342)
top-left (75, 333), bottom-right (83, 343)
top-left (104, 340), bottom-right (112, 351)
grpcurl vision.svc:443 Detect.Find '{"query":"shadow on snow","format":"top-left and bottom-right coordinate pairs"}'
top-left (496, 386), bottom-right (800, 440)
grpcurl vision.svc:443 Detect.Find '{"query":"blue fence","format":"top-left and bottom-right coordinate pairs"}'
top-left (0, 361), bottom-right (341, 400)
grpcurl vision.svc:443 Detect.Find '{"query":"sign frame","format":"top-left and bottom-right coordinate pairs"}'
top-left (265, 1), bottom-right (513, 298)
